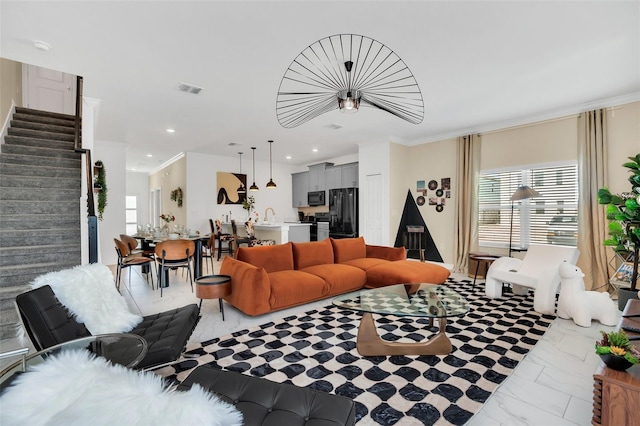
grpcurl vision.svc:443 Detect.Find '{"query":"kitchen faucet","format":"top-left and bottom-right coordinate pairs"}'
top-left (264, 207), bottom-right (276, 223)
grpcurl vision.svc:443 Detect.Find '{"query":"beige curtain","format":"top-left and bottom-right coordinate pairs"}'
top-left (577, 109), bottom-right (609, 290)
top-left (453, 134), bottom-right (481, 273)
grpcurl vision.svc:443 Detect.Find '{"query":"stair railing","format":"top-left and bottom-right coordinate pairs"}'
top-left (73, 76), bottom-right (98, 263)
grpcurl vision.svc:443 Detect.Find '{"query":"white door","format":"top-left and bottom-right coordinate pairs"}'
top-left (364, 173), bottom-right (383, 245)
top-left (24, 64), bottom-right (76, 114)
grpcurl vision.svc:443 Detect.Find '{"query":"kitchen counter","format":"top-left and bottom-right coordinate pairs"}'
top-left (222, 222), bottom-right (310, 244)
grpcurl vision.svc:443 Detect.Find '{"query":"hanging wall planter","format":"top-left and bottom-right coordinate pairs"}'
top-left (94, 160), bottom-right (108, 220)
top-left (170, 187), bottom-right (183, 207)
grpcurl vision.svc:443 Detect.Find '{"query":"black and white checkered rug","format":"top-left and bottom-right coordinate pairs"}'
top-left (158, 278), bottom-right (554, 425)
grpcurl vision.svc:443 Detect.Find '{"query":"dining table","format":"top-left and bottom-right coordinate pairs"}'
top-left (132, 233), bottom-right (211, 285)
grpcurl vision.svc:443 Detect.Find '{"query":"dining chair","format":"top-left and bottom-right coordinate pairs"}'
top-left (245, 221), bottom-right (276, 246)
top-left (231, 219), bottom-right (251, 252)
top-left (154, 240), bottom-right (195, 297)
top-left (202, 234), bottom-right (215, 273)
top-left (114, 238), bottom-right (155, 291)
top-left (214, 219), bottom-right (234, 260)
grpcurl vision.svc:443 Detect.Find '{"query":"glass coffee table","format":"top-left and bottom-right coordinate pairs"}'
top-left (333, 283), bottom-right (469, 356)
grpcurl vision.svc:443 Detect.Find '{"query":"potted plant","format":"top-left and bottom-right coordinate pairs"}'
top-left (94, 160), bottom-right (107, 221)
top-left (595, 329), bottom-right (639, 371)
top-left (598, 153), bottom-right (640, 309)
top-left (242, 195), bottom-right (255, 219)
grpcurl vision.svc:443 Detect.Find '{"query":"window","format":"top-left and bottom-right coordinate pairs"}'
top-left (478, 163), bottom-right (578, 248)
top-left (125, 195), bottom-right (138, 235)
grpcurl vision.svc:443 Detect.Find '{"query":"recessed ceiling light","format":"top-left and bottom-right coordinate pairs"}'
top-left (131, 168), bottom-right (136, 171)
top-left (286, 155), bottom-right (292, 160)
top-left (166, 128), bottom-right (175, 133)
top-left (312, 148), bottom-right (319, 153)
top-left (146, 154), bottom-right (153, 158)
top-left (33, 40), bottom-right (51, 51)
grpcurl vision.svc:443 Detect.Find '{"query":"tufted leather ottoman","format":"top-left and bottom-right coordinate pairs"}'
top-left (179, 366), bottom-right (356, 426)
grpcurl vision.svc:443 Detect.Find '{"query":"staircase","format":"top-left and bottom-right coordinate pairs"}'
top-left (0, 107), bottom-right (82, 340)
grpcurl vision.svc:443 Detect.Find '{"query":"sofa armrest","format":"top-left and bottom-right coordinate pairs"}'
top-left (366, 244), bottom-right (406, 261)
top-left (220, 257), bottom-right (272, 316)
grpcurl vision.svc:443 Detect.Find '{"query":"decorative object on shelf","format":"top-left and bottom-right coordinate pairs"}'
top-left (595, 329), bottom-right (639, 371)
top-left (249, 147), bottom-right (259, 192)
top-left (170, 187), bottom-right (183, 207)
top-left (216, 172), bottom-right (246, 205)
top-left (276, 34), bottom-right (423, 128)
top-left (509, 185), bottom-right (541, 257)
top-left (265, 140), bottom-right (276, 189)
top-left (94, 160), bottom-right (107, 221)
top-left (237, 152), bottom-right (246, 194)
top-left (598, 153), bottom-right (640, 309)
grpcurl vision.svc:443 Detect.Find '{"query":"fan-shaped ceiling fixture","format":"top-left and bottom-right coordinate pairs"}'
top-left (276, 34), bottom-right (424, 128)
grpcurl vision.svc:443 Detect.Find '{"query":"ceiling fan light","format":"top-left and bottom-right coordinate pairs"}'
top-left (338, 90), bottom-right (361, 113)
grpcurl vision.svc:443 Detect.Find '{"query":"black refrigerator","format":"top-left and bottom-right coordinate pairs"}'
top-left (329, 188), bottom-right (358, 238)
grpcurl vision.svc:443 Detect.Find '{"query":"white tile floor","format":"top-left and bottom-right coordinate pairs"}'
top-left (2, 259), bottom-right (614, 425)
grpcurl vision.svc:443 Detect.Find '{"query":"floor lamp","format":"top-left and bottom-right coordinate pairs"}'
top-left (509, 185), bottom-right (541, 257)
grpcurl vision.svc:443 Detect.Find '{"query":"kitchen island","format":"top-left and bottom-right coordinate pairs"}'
top-left (223, 222), bottom-right (310, 244)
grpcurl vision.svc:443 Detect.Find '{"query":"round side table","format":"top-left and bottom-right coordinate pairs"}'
top-left (195, 275), bottom-right (232, 320)
top-left (469, 254), bottom-right (501, 290)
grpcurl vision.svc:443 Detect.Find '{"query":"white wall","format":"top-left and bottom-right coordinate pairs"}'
top-left (93, 140), bottom-right (127, 266)
top-left (186, 152), bottom-right (298, 235)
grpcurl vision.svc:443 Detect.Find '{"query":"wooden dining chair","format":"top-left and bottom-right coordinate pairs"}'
top-left (114, 238), bottom-right (155, 291)
top-left (231, 219), bottom-right (251, 253)
top-left (154, 240), bottom-right (195, 297)
top-left (202, 234), bottom-right (215, 273)
top-left (214, 219), bottom-right (234, 260)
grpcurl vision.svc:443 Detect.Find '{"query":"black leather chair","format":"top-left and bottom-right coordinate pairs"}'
top-left (15, 285), bottom-right (200, 370)
top-left (179, 366), bottom-right (356, 426)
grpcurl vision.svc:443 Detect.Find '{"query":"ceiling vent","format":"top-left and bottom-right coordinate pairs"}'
top-left (178, 82), bottom-right (203, 94)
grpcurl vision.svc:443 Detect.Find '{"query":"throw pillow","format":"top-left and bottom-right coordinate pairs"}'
top-left (0, 350), bottom-right (242, 426)
top-left (30, 264), bottom-right (142, 334)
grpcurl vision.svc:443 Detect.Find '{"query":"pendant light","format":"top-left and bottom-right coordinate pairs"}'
top-left (266, 140), bottom-right (277, 189)
top-left (249, 147), bottom-right (259, 192)
top-left (236, 152), bottom-right (246, 194)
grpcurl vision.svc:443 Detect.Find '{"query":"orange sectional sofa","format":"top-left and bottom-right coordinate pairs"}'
top-left (220, 237), bottom-right (451, 316)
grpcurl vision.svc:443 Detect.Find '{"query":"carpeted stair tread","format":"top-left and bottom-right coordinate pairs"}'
top-left (0, 247), bottom-right (81, 267)
top-left (0, 174), bottom-right (80, 189)
top-left (0, 187), bottom-right (81, 201)
top-left (1, 143), bottom-right (81, 159)
top-left (12, 112), bottom-right (76, 127)
top-left (3, 134), bottom-right (75, 150)
top-left (0, 216), bottom-right (80, 230)
top-left (0, 162), bottom-right (79, 178)
top-left (0, 200), bottom-right (81, 215)
top-left (10, 119), bottom-right (75, 135)
top-left (15, 107), bottom-right (75, 121)
top-left (7, 127), bottom-right (75, 142)
top-left (0, 153), bottom-right (81, 169)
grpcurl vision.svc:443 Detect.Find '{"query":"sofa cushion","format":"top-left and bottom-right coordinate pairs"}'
top-left (292, 239), bottom-right (334, 270)
top-left (365, 260), bottom-right (451, 288)
top-left (268, 270), bottom-right (327, 310)
top-left (236, 243), bottom-right (293, 273)
top-left (331, 237), bottom-right (366, 263)
top-left (341, 257), bottom-right (390, 271)
top-left (366, 244), bottom-right (406, 261)
top-left (299, 264), bottom-right (366, 295)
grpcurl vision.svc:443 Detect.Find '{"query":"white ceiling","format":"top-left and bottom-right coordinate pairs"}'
top-left (1, 1), bottom-right (639, 173)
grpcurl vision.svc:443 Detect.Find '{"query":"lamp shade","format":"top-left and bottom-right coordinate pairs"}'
top-left (510, 185), bottom-right (541, 201)
top-left (337, 90), bottom-right (361, 113)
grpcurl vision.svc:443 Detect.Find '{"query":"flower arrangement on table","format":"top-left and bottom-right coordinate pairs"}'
top-left (595, 329), bottom-right (639, 371)
top-left (242, 196), bottom-right (256, 219)
top-left (160, 214), bottom-right (175, 224)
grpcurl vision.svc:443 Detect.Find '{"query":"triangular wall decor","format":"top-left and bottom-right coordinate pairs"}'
top-left (394, 190), bottom-right (444, 262)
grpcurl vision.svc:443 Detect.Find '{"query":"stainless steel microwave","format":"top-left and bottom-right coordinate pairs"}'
top-left (308, 190), bottom-right (325, 206)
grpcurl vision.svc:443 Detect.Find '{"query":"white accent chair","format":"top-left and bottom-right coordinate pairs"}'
top-left (484, 244), bottom-right (580, 315)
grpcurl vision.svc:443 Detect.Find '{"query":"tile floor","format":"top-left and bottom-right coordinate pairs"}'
top-left (2, 259), bottom-right (615, 425)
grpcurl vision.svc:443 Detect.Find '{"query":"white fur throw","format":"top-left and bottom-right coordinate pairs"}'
top-left (30, 264), bottom-right (142, 334)
top-left (0, 350), bottom-right (242, 426)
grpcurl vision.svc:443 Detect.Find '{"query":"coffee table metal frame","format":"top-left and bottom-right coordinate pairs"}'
top-left (333, 283), bottom-right (469, 356)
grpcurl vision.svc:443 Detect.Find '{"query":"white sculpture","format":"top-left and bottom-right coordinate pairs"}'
top-left (557, 262), bottom-right (619, 327)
